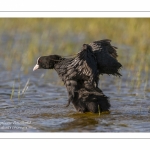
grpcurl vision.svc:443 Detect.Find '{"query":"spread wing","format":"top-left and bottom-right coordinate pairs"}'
top-left (55, 39), bottom-right (122, 85)
top-left (89, 39), bottom-right (122, 76)
top-left (89, 39), bottom-right (118, 59)
top-left (55, 44), bottom-right (98, 84)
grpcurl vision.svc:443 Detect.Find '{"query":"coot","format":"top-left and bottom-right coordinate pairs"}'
top-left (33, 39), bottom-right (122, 113)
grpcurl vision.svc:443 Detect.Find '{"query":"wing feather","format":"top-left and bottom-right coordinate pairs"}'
top-left (89, 39), bottom-right (122, 76)
top-left (55, 44), bottom-right (98, 84)
top-left (89, 39), bottom-right (118, 59)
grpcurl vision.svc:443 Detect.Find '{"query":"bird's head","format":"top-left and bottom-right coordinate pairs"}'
top-left (33, 55), bottom-right (62, 71)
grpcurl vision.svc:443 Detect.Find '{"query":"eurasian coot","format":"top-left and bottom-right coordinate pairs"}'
top-left (33, 39), bottom-right (122, 113)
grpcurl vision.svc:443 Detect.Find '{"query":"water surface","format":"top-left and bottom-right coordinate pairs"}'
top-left (0, 67), bottom-right (150, 132)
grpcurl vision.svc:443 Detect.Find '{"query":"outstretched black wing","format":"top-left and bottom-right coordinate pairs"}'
top-left (89, 39), bottom-right (122, 76)
top-left (89, 39), bottom-right (118, 59)
top-left (55, 44), bottom-right (98, 85)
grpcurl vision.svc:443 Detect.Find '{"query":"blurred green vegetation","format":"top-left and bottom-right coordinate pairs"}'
top-left (0, 18), bottom-right (150, 80)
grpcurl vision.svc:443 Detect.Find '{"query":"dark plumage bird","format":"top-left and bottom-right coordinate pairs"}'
top-left (33, 39), bottom-right (122, 113)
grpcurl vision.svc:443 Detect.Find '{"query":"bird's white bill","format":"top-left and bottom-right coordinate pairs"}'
top-left (33, 64), bottom-right (39, 71)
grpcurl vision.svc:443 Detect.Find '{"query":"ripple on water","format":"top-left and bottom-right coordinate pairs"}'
top-left (0, 69), bottom-right (150, 132)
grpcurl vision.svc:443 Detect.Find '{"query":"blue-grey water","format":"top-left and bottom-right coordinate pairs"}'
top-left (0, 66), bottom-right (150, 132)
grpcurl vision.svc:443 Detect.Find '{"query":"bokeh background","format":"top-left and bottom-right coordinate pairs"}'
top-left (0, 18), bottom-right (150, 132)
top-left (1, 19), bottom-right (150, 80)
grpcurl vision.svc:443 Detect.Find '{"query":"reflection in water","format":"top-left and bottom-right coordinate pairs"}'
top-left (57, 117), bottom-right (99, 132)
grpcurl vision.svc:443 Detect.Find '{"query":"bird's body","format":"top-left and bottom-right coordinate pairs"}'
top-left (33, 39), bottom-right (122, 113)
